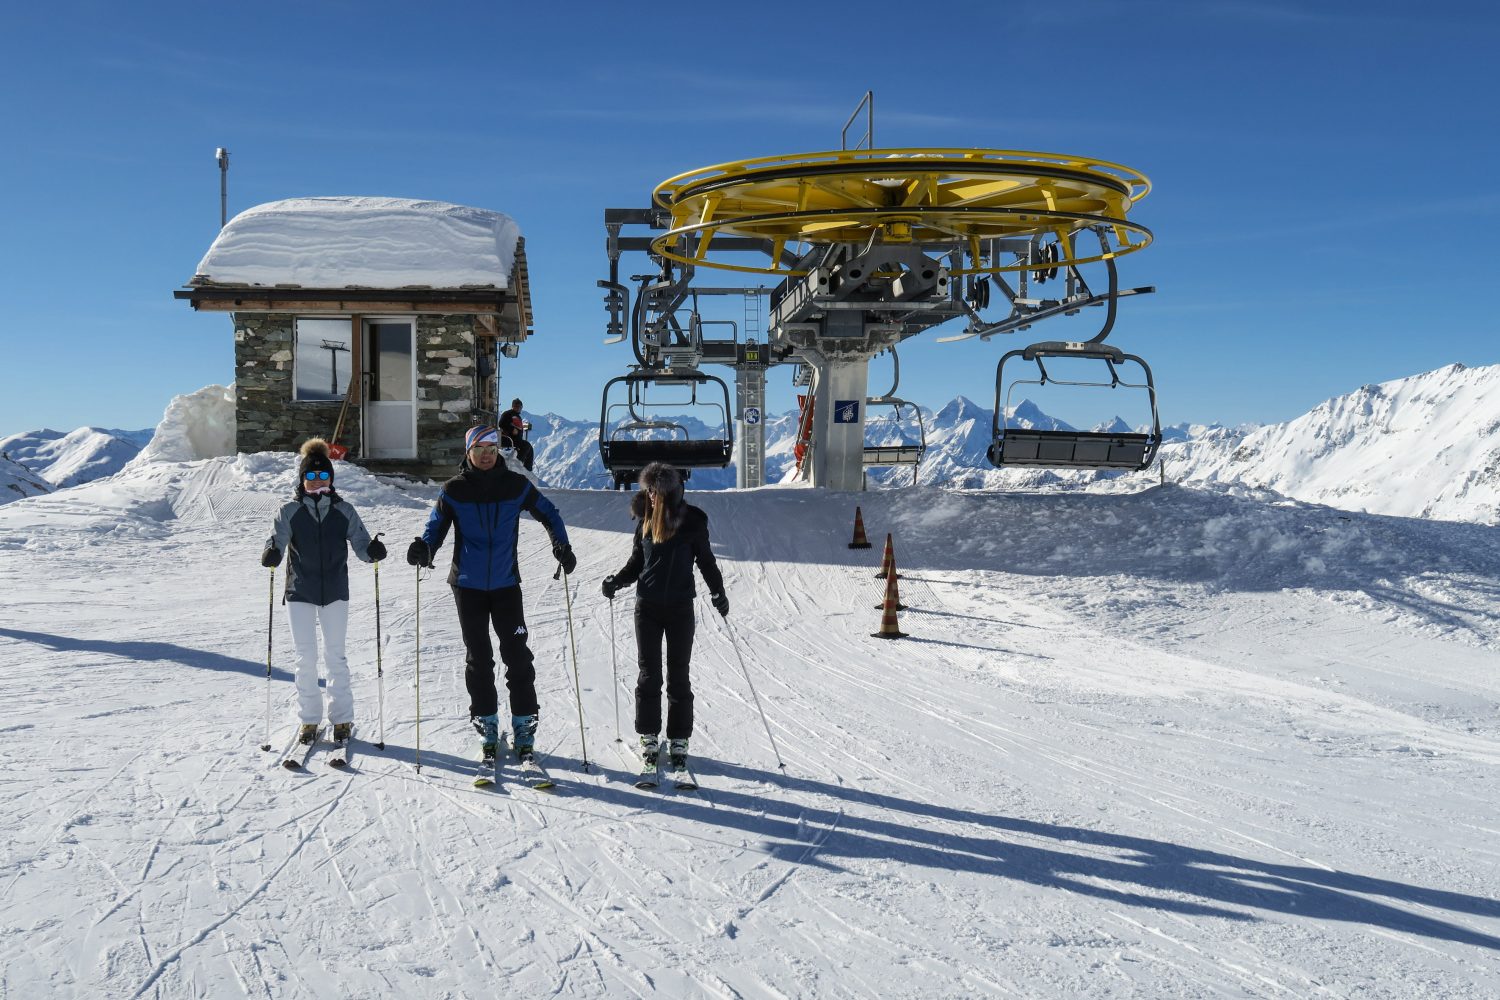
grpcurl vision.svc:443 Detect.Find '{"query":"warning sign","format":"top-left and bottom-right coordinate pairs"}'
top-left (834, 400), bottom-right (860, 424)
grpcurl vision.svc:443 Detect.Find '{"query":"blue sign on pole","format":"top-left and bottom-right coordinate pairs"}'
top-left (834, 400), bottom-right (860, 424)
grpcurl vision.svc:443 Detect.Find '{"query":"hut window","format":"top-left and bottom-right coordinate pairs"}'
top-left (293, 318), bottom-right (353, 401)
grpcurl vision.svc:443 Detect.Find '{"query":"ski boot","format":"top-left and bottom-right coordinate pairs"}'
top-left (667, 738), bottom-right (696, 790)
top-left (511, 713), bottom-right (539, 762)
top-left (471, 714), bottom-right (499, 760)
top-left (332, 722), bottom-right (353, 743)
top-left (298, 723), bottom-right (318, 745)
top-left (635, 733), bottom-right (661, 789)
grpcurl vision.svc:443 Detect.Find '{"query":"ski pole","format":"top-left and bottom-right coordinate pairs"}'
top-left (260, 566), bottom-right (275, 751)
top-left (414, 563), bottom-right (422, 775)
top-left (609, 595), bottom-right (621, 743)
top-left (555, 561), bottom-right (590, 771)
top-left (373, 534), bottom-right (385, 751)
top-left (721, 614), bottom-right (786, 773)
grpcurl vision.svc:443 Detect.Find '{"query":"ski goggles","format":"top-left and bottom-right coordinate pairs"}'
top-left (471, 445), bottom-right (500, 456)
top-left (303, 470), bottom-right (331, 481)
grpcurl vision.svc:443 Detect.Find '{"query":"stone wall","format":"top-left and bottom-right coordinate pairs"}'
top-left (414, 314), bottom-right (481, 471)
top-left (233, 314), bottom-right (356, 455)
top-left (232, 312), bottom-right (484, 474)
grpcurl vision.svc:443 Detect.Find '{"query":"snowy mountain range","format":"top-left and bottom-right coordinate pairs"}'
top-left (7, 363), bottom-right (1500, 526)
top-left (0, 426), bottom-right (153, 494)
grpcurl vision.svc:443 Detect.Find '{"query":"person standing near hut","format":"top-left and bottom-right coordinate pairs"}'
top-left (498, 397), bottom-right (534, 472)
top-left (406, 426), bottom-right (575, 765)
top-left (261, 438), bottom-right (387, 746)
top-left (601, 461), bottom-right (727, 786)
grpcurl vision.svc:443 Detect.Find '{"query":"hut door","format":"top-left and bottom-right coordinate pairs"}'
top-left (364, 319), bottom-right (417, 459)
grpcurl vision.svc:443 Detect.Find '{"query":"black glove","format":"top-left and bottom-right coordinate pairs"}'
top-left (554, 542), bottom-right (577, 575)
top-left (406, 537), bottom-right (431, 567)
top-left (711, 592), bottom-right (729, 617)
top-left (261, 545), bottom-right (282, 569)
top-left (367, 538), bottom-right (387, 562)
top-left (601, 575), bottom-right (618, 600)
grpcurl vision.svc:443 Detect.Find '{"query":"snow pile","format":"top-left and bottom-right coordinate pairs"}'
top-left (125, 384), bottom-right (236, 468)
top-left (1174, 363), bottom-right (1500, 523)
top-left (193, 197), bottom-right (522, 289)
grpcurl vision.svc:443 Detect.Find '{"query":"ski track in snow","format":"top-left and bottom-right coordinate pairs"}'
top-left (1, 462), bottom-right (1499, 997)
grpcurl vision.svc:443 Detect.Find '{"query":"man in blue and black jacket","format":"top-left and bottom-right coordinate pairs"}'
top-left (406, 426), bottom-right (576, 762)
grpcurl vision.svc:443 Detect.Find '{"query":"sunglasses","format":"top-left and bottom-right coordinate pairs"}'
top-left (303, 470), bottom-right (331, 481)
top-left (471, 446), bottom-right (499, 456)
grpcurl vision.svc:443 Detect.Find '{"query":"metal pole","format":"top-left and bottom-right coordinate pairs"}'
top-left (609, 596), bottom-right (621, 743)
top-left (215, 147), bottom-right (229, 229)
top-left (555, 563), bottom-right (590, 770)
top-left (260, 566), bottom-right (275, 751)
top-left (374, 541), bottom-right (385, 750)
top-left (414, 565), bottom-right (422, 774)
top-left (721, 615), bottom-right (786, 773)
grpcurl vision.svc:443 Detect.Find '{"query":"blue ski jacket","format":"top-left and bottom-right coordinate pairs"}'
top-left (421, 465), bottom-right (568, 590)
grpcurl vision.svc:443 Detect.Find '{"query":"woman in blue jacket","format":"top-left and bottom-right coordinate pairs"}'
top-left (407, 426), bottom-right (574, 762)
top-left (261, 438), bottom-right (386, 745)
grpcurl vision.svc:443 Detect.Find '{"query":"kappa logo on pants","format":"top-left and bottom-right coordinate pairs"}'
top-left (513, 625), bottom-right (527, 637)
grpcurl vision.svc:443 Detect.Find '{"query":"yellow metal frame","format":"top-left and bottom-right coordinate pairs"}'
top-left (650, 147), bottom-right (1152, 277)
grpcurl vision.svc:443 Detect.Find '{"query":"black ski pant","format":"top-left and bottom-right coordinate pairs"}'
top-left (634, 597), bottom-right (695, 740)
top-left (453, 584), bottom-right (538, 719)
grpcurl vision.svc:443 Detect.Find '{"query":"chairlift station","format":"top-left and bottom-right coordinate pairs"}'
top-left (598, 103), bottom-right (1161, 491)
top-left (180, 101), bottom-right (1162, 490)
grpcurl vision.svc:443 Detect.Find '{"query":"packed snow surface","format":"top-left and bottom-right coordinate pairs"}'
top-left (1, 451), bottom-right (1498, 998)
top-left (193, 197), bottom-right (521, 289)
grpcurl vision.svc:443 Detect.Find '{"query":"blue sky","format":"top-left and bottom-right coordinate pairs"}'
top-left (3, 1), bottom-right (1497, 437)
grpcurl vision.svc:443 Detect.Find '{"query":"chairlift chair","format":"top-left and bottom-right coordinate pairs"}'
top-left (599, 369), bottom-right (734, 488)
top-left (990, 341), bottom-right (1161, 471)
top-left (862, 397), bottom-right (927, 486)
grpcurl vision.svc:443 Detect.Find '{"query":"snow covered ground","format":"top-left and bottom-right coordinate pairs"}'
top-left (2, 448), bottom-right (1498, 998)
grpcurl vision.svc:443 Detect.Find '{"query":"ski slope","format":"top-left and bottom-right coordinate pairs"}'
top-left (1, 456), bottom-right (1498, 998)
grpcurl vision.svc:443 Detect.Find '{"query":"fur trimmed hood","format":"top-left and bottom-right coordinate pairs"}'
top-left (632, 462), bottom-right (686, 528)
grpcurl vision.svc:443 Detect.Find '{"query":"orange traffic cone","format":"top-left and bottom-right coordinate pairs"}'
top-left (871, 568), bottom-right (908, 639)
top-left (873, 544), bottom-right (908, 611)
top-left (848, 506), bottom-right (872, 549)
top-left (874, 533), bottom-right (902, 580)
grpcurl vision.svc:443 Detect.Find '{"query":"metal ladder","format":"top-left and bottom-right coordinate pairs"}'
top-left (735, 290), bottom-right (767, 488)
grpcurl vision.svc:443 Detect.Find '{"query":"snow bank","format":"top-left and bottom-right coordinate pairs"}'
top-left (193, 197), bottom-right (522, 289)
top-left (126, 385), bottom-right (236, 468)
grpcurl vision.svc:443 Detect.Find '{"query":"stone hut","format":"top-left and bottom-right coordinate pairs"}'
top-left (175, 197), bottom-right (533, 478)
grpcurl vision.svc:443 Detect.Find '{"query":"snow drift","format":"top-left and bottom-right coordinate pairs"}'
top-left (193, 197), bottom-right (522, 289)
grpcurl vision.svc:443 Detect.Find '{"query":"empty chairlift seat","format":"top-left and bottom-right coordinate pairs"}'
top-left (989, 341), bottom-right (1162, 472)
top-left (598, 369), bottom-right (734, 488)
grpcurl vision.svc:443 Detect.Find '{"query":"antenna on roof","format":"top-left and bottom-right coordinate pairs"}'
top-left (215, 148), bottom-right (230, 229)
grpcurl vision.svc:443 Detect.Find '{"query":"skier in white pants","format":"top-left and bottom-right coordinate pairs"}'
top-left (261, 438), bottom-right (386, 745)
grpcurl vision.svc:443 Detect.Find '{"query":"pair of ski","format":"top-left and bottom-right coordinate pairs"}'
top-left (474, 733), bottom-right (554, 792)
top-left (634, 749), bottom-right (697, 792)
top-left (282, 726), bottom-right (353, 770)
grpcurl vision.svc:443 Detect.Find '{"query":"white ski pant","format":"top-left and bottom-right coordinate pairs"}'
top-left (286, 599), bottom-right (353, 725)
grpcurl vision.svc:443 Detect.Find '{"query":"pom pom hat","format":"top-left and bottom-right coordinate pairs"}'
top-left (298, 438), bottom-right (334, 493)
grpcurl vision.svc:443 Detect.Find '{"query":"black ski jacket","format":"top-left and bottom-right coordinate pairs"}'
top-left (611, 504), bottom-right (723, 605)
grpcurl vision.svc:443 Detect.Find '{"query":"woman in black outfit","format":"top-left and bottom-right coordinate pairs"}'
top-left (601, 462), bottom-right (727, 776)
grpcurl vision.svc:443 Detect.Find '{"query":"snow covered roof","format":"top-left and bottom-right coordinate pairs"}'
top-left (191, 197), bottom-right (522, 290)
